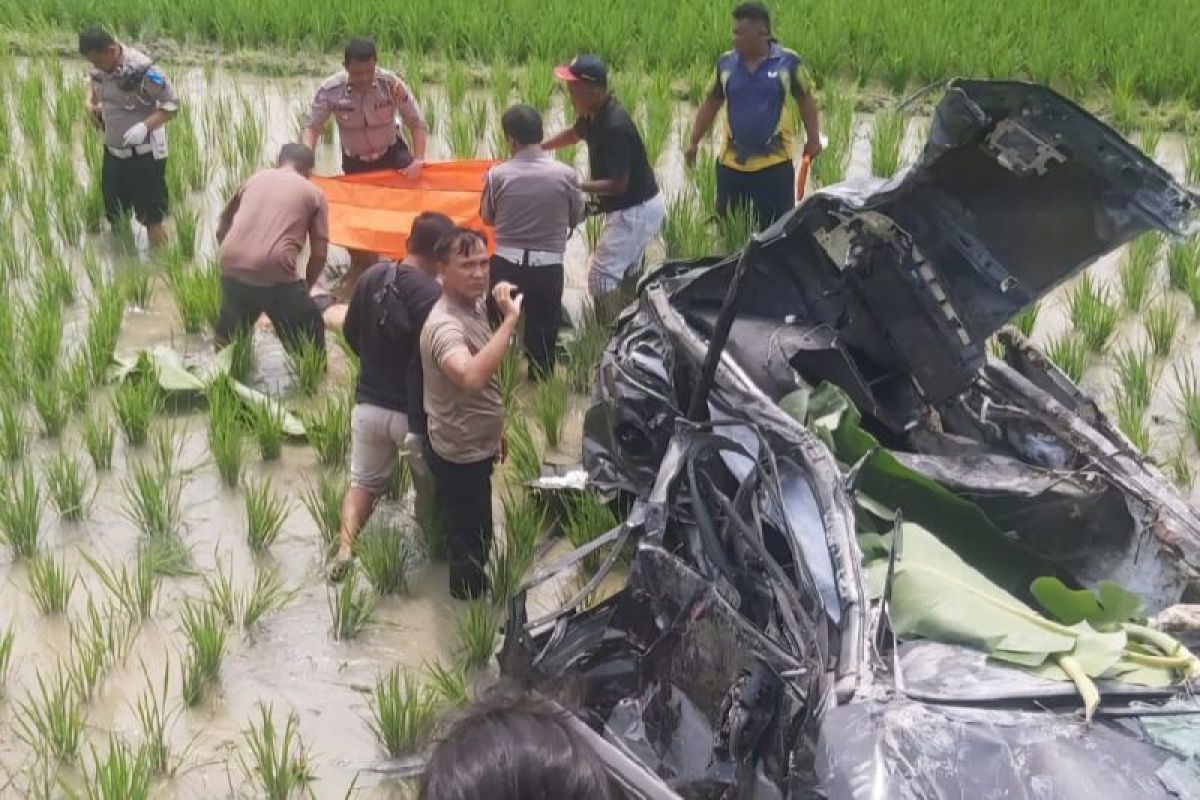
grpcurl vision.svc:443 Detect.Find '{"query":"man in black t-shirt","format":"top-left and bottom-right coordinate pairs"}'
top-left (543, 55), bottom-right (665, 322)
top-left (329, 211), bottom-right (453, 582)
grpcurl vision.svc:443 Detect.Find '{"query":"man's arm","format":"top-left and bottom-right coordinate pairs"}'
top-left (301, 87), bottom-right (332, 151)
top-left (143, 108), bottom-right (176, 133)
top-left (215, 189), bottom-right (243, 244)
top-left (392, 77), bottom-right (428, 160)
top-left (479, 169), bottom-right (497, 225)
top-left (566, 173), bottom-right (585, 229)
top-left (437, 283), bottom-right (522, 393)
top-left (542, 128), bottom-right (581, 151)
top-left (305, 196), bottom-right (330, 288)
top-left (685, 66), bottom-right (725, 167)
top-left (791, 61), bottom-right (822, 159)
top-left (581, 132), bottom-right (630, 196)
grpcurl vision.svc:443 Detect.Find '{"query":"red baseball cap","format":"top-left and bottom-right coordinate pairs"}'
top-left (554, 55), bottom-right (608, 85)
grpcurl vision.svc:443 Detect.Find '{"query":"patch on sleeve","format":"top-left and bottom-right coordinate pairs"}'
top-left (144, 67), bottom-right (166, 86)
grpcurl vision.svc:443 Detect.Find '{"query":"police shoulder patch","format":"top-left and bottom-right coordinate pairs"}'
top-left (144, 67), bottom-right (165, 86)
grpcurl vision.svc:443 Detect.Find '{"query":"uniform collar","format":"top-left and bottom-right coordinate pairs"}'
top-left (735, 42), bottom-right (783, 71)
top-left (344, 69), bottom-right (380, 94)
top-left (512, 145), bottom-right (547, 162)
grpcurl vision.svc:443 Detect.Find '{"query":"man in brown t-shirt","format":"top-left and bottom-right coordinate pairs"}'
top-left (215, 143), bottom-right (329, 351)
top-left (420, 228), bottom-right (523, 599)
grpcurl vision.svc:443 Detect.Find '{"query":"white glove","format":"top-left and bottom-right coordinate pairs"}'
top-left (122, 122), bottom-right (149, 147)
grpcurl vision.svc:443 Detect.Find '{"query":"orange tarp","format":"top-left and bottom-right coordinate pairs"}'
top-left (313, 160), bottom-right (496, 259)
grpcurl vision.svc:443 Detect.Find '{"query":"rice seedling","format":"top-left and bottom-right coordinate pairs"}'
top-left (228, 327), bottom-right (256, 383)
top-left (1112, 344), bottom-right (1156, 412)
top-left (505, 414), bottom-right (543, 487)
top-left (489, 59), bottom-right (512, 113)
top-left (44, 451), bottom-right (92, 522)
top-left (285, 335), bottom-right (326, 396)
top-left (457, 599), bottom-right (499, 670)
top-left (1174, 362), bottom-right (1200, 449)
top-left (502, 490), bottom-right (546, 564)
top-left (203, 558), bottom-right (241, 625)
top-left (77, 594), bottom-right (137, 667)
top-left (717, 197), bottom-right (759, 251)
top-left (179, 600), bottom-right (227, 707)
top-left (0, 629), bottom-right (13, 691)
top-left (121, 460), bottom-right (184, 541)
top-left (67, 615), bottom-right (110, 701)
top-left (82, 735), bottom-right (153, 799)
top-left (424, 660), bottom-right (469, 707)
top-left (1168, 239), bottom-right (1200, 293)
top-left (1140, 122), bottom-right (1162, 161)
top-left (384, 453), bottom-right (412, 503)
top-left (39, 254), bottom-right (76, 306)
top-left (1113, 386), bottom-right (1152, 453)
top-left (811, 87), bottom-right (853, 188)
top-left (1144, 300), bottom-right (1182, 358)
top-left (584, 214), bottom-right (604, 253)
top-left (870, 108), bottom-right (907, 177)
top-left (22, 291), bottom-right (64, 381)
top-left (244, 477), bottom-right (289, 552)
top-left (85, 284), bottom-right (126, 381)
top-left (448, 101), bottom-right (484, 159)
top-left (564, 492), bottom-right (620, 574)
top-left (249, 400), bottom-right (286, 461)
top-left (147, 421), bottom-right (187, 477)
top-left (486, 542), bottom-right (532, 608)
top-left (166, 259), bottom-right (221, 334)
top-left (300, 470), bottom-right (346, 552)
top-left (0, 465), bottom-right (42, 560)
top-left (1119, 233), bottom-right (1159, 312)
top-left (242, 566), bottom-right (295, 630)
top-left (531, 371), bottom-right (569, 449)
top-left (555, 142), bottom-right (577, 167)
top-left (1010, 302), bottom-right (1040, 338)
top-left (661, 195), bottom-right (711, 260)
top-left (118, 259), bottom-right (155, 309)
top-left (497, 345), bottom-right (522, 412)
top-left (61, 355), bottom-right (93, 413)
top-left (14, 668), bottom-right (86, 763)
top-left (327, 569), bottom-right (375, 640)
top-left (445, 60), bottom-right (469, 110)
top-left (368, 668), bottom-right (439, 757)
top-left (1067, 274), bottom-right (1119, 352)
top-left (26, 190), bottom-right (56, 258)
top-left (208, 379), bottom-right (246, 487)
top-left (82, 410), bottom-right (116, 471)
top-left (642, 90), bottom-right (674, 168)
top-left (304, 390), bottom-right (352, 468)
top-left (355, 519), bottom-right (417, 595)
top-left (174, 204), bottom-right (199, 260)
top-left (563, 301), bottom-right (608, 394)
top-left (238, 704), bottom-right (314, 800)
top-left (31, 380), bottom-right (67, 438)
top-left (112, 378), bottom-right (162, 446)
top-left (84, 552), bottom-right (160, 621)
top-left (1186, 130), bottom-right (1200, 187)
top-left (1168, 446), bottom-right (1194, 490)
top-left (27, 553), bottom-right (76, 615)
top-left (519, 59), bottom-right (555, 115)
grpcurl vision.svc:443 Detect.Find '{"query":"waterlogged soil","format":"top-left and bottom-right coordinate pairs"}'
top-left (1, 58), bottom-right (1198, 797)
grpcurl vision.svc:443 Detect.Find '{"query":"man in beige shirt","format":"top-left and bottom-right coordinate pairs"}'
top-left (420, 228), bottom-right (523, 599)
top-left (215, 144), bottom-right (329, 352)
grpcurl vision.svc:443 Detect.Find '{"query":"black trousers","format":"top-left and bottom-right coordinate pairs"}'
top-left (215, 276), bottom-right (325, 351)
top-left (716, 160), bottom-right (796, 230)
top-left (342, 138), bottom-right (413, 175)
top-left (425, 441), bottom-right (494, 600)
top-left (489, 255), bottom-right (563, 377)
top-left (102, 150), bottom-right (169, 226)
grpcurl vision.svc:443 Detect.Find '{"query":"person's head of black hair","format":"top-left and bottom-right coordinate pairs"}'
top-left (78, 26), bottom-right (116, 56)
top-left (419, 691), bottom-right (616, 800)
top-left (343, 37), bottom-right (378, 65)
top-left (432, 227), bottom-right (488, 264)
top-left (733, 2), bottom-right (772, 33)
top-left (501, 105), bottom-right (544, 150)
top-left (408, 212), bottom-right (455, 259)
top-left (278, 143), bottom-right (316, 176)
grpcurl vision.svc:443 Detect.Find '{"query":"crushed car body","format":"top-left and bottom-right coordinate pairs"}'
top-left (500, 79), bottom-right (1200, 798)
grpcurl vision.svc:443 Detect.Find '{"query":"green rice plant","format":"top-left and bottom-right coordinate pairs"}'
top-left (85, 284), bottom-right (126, 382)
top-left (203, 559), bottom-right (240, 626)
top-left (1113, 386), bottom-right (1152, 454)
top-left (445, 60), bottom-right (469, 110)
top-left (174, 205), bottom-right (199, 260)
top-left (83, 247), bottom-right (105, 290)
top-left (519, 59), bottom-right (555, 115)
top-left (584, 214), bottom-right (604, 254)
top-left (356, 519), bottom-right (416, 595)
top-left (242, 566), bottom-right (296, 630)
top-left (1010, 302), bottom-right (1040, 337)
top-left (208, 379), bottom-right (246, 487)
top-left (457, 599), bottom-right (498, 670)
top-left (1112, 344), bottom-right (1156, 412)
top-left (132, 663), bottom-right (179, 774)
top-left (383, 452), bottom-right (412, 502)
top-left (44, 451), bottom-right (92, 522)
top-left (691, 148), bottom-right (719, 213)
top-left (1168, 446), bottom-right (1194, 491)
top-left (327, 569), bottom-right (375, 640)
top-left (1144, 301), bottom-right (1182, 358)
top-left (179, 600), bottom-right (227, 707)
top-left (563, 492), bottom-right (620, 574)
top-left (1119, 233), bottom-right (1160, 312)
top-left (1186, 130), bottom-right (1200, 186)
top-left (77, 594), bottom-right (137, 668)
top-left (563, 301), bottom-right (608, 395)
top-left (22, 291), bottom-right (64, 381)
top-left (447, 101), bottom-right (484, 159)
top-left (555, 142), bottom-right (577, 167)
top-left (140, 532), bottom-right (192, 578)
top-left (489, 59), bottom-right (512, 113)
top-left (0, 629), bottom-right (13, 691)
top-left (1067, 274), bottom-right (1119, 352)
top-left (497, 344), bottom-right (522, 412)
top-left (424, 660), bottom-right (469, 707)
top-left (285, 335), bottom-right (327, 396)
top-left (83, 552), bottom-right (160, 621)
top-left (238, 705), bottom-right (314, 800)
top-left (147, 422), bottom-right (187, 477)
top-left (642, 91), bottom-right (674, 168)
top-left (1175, 361), bottom-right (1200, 450)
top-left (1140, 122), bottom-right (1162, 161)
top-left (67, 616), bottom-right (109, 701)
top-left (61, 355), bottom-right (93, 413)
top-left (660, 195), bottom-right (711, 260)
top-left (27, 553), bottom-right (76, 615)
top-left (368, 668), bottom-right (438, 757)
top-left (121, 460), bottom-right (184, 541)
top-left (118, 260), bottom-right (155, 309)
top-left (82, 735), bottom-right (153, 800)
top-left (812, 87), bottom-right (853, 188)
top-left (82, 410), bottom-right (116, 471)
top-left (244, 477), bottom-right (289, 552)
top-left (304, 390), bottom-right (352, 468)
top-left (0, 465), bottom-right (42, 560)
top-left (26, 190), bottom-right (56, 258)
top-left (531, 371), bottom-right (569, 449)
top-left (1168, 239), bottom-right (1200, 293)
top-left (228, 327), bottom-right (256, 383)
top-left (486, 541), bottom-right (532, 607)
top-left (717, 197), bottom-right (759, 251)
top-left (166, 259), bottom-right (222, 334)
top-left (14, 668), bottom-right (86, 764)
top-left (502, 490), bottom-right (545, 567)
top-left (0, 400), bottom-right (28, 463)
top-left (1186, 269), bottom-right (1200, 319)
top-left (870, 108), bottom-right (907, 177)
top-left (300, 470), bottom-right (346, 552)
top-left (505, 414), bottom-right (542, 487)
top-left (39, 255), bottom-right (76, 306)
top-left (31, 380), bottom-right (67, 438)
top-left (112, 378), bottom-right (162, 446)
top-left (249, 400), bottom-right (286, 461)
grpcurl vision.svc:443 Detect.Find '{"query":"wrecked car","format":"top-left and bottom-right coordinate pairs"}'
top-left (499, 79), bottom-right (1200, 798)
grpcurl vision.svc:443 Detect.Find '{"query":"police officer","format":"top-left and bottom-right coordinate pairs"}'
top-left (301, 37), bottom-right (428, 178)
top-left (79, 26), bottom-right (179, 248)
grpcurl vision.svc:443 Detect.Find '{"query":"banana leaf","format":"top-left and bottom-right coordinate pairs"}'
top-left (1031, 577), bottom-right (1144, 630)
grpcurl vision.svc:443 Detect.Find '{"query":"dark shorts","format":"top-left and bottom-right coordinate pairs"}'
top-left (342, 139), bottom-right (413, 175)
top-left (716, 160), bottom-right (795, 230)
top-left (102, 151), bottom-right (169, 226)
top-left (215, 276), bottom-right (325, 351)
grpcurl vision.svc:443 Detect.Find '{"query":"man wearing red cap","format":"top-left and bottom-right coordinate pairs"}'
top-left (543, 55), bottom-right (665, 322)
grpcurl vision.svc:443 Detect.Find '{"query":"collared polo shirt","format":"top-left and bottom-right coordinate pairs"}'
top-left (88, 44), bottom-right (179, 148)
top-left (307, 68), bottom-right (427, 160)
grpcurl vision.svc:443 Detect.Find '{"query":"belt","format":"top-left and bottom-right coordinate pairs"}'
top-left (107, 143), bottom-right (155, 158)
top-left (495, 246), bottom-right (563, 267)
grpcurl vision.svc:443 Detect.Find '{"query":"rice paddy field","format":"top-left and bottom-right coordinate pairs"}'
top-left (0, 5), bottom-right (1198, 798)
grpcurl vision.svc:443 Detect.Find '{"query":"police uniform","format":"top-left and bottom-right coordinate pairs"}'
top-left (708, 42), bottom-right (817, 228)
top-left (307, 68), bottom-right (427, 174)
top-left (88, 44), bottom-right (178, 226)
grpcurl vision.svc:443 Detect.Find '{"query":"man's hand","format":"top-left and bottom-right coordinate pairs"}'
top-left (802, 136), bottom-right (823, 160)
top-left (684, 143), bottom-right (699, 169)
top-left (402, 158), bottom-right (424, 180)
top-left (492, 281), bottom-right (523, 321)
top-left (122, 121), bottom-right (149, 147)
